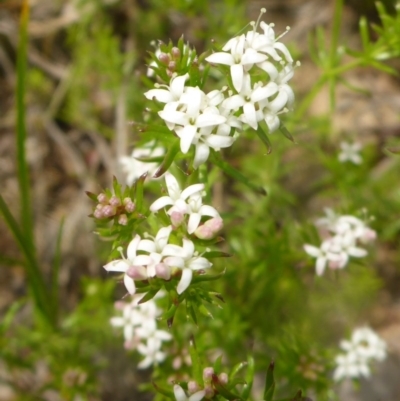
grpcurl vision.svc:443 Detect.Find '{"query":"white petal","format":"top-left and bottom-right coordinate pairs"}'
top-left (188, 213), bottom-right (202, 234)
top-left (194, 143), bottom-right (210, 168)
top-left (206, 52), bottom-right (234, 66)
top-left (269, 90), bottom-right (288, 112)
top-left (241, 48), bottom-right (267, 65)
top-left (198, 205), bottom-right (219, 217)
top-left (181, 183), bottom-right (205, 200)
top-left (174, 385), bottom-right (188, 401)
top-left (104, 260), bottom-right (129, 273)
top-left (158, 109), bottom-right (188, 125)
top-left (222, 94), bottom-right (245, 110)
top-left (150, 196), bottom-right (174, 212)
top-left (251, 83), bottom-right (278, 102)
top-left (182, 238), bottom-right (195, 256)
top-left (231, 64), bottom-right (244, 93)
top-left (205, 135), bottom-right (234, 149)
top-left (243, 102), bottom-right (257, 129)
top-left (177, 268), bottom-right (193, 294)
top-left (316, 256), bottom-right (327, 276)
top-left (127, 235), bottom-right (141, 260)
top-left (196, 113), bottom-right (226, 128)
top-left (189, 257), bottom-right (212, 270)
top-left (144, 88), bottom-right (173, 103)
top-left (123, 275), bottom-right (136, 295)
top-left (303, 244), bottom-right (321, 258)
top-left (170, 74), bottom-right (188, 98)
top-left (164, 256), bottom-right (185, 268)
top-left (162, 244), bottom-right (187, 257)
top-left (179, 125), bottom-right (197, 154)
top-left (138, 239), bottom-right (156, 253)
top-left (190, 390), bottom-right (206, 401)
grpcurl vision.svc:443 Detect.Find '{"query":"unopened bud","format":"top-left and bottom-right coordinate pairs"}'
top-left (155, 263), bottom-right (171, 280)
top-left (203, 367), bottom-right (214, 381)
top-left (102, 205), bottom-right (116, 217)
top-left (218, 372), bottom-right (228, 385)
top-left (188, 381), bottom-right (200, 394)
top-left (93, 208), bottom-right (104, 219)
top-left (170, 210), bottom-right (185, 227)
top-left (158, 53), bottom-right (170, 64)
top-left (109, 196), bottom-right (121, 207)
top-left (118, 214), bottom-right (128, 226)
top-left (168, 61), bottom-right (176, 71)
top-left (194, 217), bottom-right (223, 239)
top-left (126, 265), bottom-right (148, 280)
top-left (171, 47), bottom-right (180, 59)
top-left (97, 193), bottom-right (108, 204)
top-left (123, 198), bottom-right (136, 213)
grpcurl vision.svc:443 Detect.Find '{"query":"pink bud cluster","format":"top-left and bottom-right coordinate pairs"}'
top-left (183, 367), bottom-right (230, 399)
top-left (93, 193), bottom-right (135, 225)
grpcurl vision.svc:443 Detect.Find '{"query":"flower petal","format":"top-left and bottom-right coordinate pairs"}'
top-left (181, 183), bottom-right (205, 200)
top-left (150, 196), bottom-right (174, 212)
top-left (123, 274), bottom-right (136, 294)
top-left (177, 268), bottom-right (193, 294)
top-left (188, 213), bottom-right (202, 234)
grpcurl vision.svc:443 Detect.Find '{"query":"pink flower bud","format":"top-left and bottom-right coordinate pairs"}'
top-left (218, 372), bottom-right (228, 385)
top-left (168, 61), bottom-right (176, 71)
top-left (155, 263), bottom-right (171, 280)
top-left (188, 381), bottom-right (200, 394)
top-left (360, 228), bottom-right (377, 244)
top-left (124, 198), bottom-right (135, 213)
top-left (205, 216), bottom-right (223, 231)
top-left (109, 196), bottom-right (121, 207)
top-left (118, 214), bottom-right (128, 226)
top-left (203, 367), bottom-right (214, 381)
top-left (93, 208), bottom-right (104, 219)
top-left (102, 205), bottom-right (116, 217)
top-left (158, 53), bottom-right (170, 65)
top-left (170, 211), bottom-right (185, 227)
top-left (194, 217), bottom-right (223, 239)
top-left (171, 47), bottom-right (180, 59)
top-left (126, 265), bottom-right (148, 280)
top-left (97, 193), bottom-right (108, 204)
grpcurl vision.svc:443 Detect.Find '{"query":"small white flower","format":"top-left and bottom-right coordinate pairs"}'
top-left (138, 226), bottom-right (172, 277)
top-left (333, 351), bottom-right (370, 381)
top-left (303, 239), bottom-right (343, 276)
top-left (144, 73), bottom-right (188, 104)
top-left (174, 384), bottom-right (205, 401)
top-left (338, 141), bottom-right (363, 165)
top-left (186, 194), bottom-right (220, 234)
top-left (103, 235), bottom-right (152, 295)
top-left (163, 239), bottom-right (212, 294)
top-left (150, 173), bottom-right (204, 214)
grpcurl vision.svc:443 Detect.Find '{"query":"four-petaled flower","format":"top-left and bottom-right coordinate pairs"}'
top-left (174, 384), bottom-right (205, 401)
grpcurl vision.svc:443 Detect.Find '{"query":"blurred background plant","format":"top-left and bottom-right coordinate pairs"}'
top-left (1, 0), bottom-right (400, 400)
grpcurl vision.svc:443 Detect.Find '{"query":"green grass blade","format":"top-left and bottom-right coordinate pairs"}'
top-left (0, 195), bottom-right (53, 326)
top-left (16, 0), bottom-right (34, 252)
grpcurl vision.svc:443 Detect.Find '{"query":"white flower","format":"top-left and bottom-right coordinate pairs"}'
top-left (333, 351), bottom-right (370, 381)
top-left (341, 327), bottom-right (387, 362)
top-left (120, 141), bottom-right (164, 185)
top-left (174, 384), bottom-right (205, 401)
top-left (338, 141), bottom-right (363, 165)
top-left (163, 239), bottom-right (212, 294)
top-left (150, 173), bottom-right (204, 214)
top-left (303, 239), bottom-right (344, 275)
top-left (206, 34), bottom-right (267, 93)
top-left (110, 294), bottom-right (172, 368)
top-left (186, 194), bottom-right (220, 234)
top-left (138, 226), bottom-right (172, 277)
top-left (333, 327), bottom-right (387, 381)
top-left (144, 73), bottom-right (188, 104)
top-left (103, 235), bottom-right (152, 295)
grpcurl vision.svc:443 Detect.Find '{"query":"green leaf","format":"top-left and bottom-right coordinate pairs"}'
top-left (153, 138), bottom-right (181, 178)
top-left (241, 356), bottom-right (255, 400)
top-left (210, 150), bottom-right (267, 195)
top-left (138, 288), bottom-right (160, 304)
top-left (213, 355), bottom-right (223, 373)
top-left (203, 251), bottom-right (231, 259)
top-left (191, 269), bottom-right (226, 283)
top-left (134, 172), bottom-right (147, 213)
top-left (16, 0), bottom-right (33, 251)
top-left (212, 374), bottom-right (243, 401)
top-left (279, 125), bottom-right (295, 143)
top-left (85, 191), bottom-right (99, 202)
top-left (189, 336), bottom-right (203, 384)
top-left (263, 361), bottom-right (275, 401)
top-left (256, 125), bottom-right (272, 152)
top-left (152, 382), bottom-right (174, 398)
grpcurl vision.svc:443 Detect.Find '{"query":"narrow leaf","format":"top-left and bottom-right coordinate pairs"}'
top-left (210, 151), bottom-right (267, 195)
top-left (241, 356), bottom-right (255, 400)
top-left (256, 125), bottom-right (272, 152)
top-left (263, 361), bottom-right (275, 401)
top-left (153, 138), bottom-right (180, 178)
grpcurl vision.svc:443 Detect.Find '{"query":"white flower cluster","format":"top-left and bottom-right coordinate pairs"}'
top-left (206, 14), bottom-right (295, 133)
top-left (333, 327), bottom-right (387, 381)
top-left (304, 209), bottom-right (376, 275)
top-left (104, 174), bottom-right (219, 295)
top-left (110, 294), bottom-right (172, 369)
top-left (144, 10), bottom-right (296, 168)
